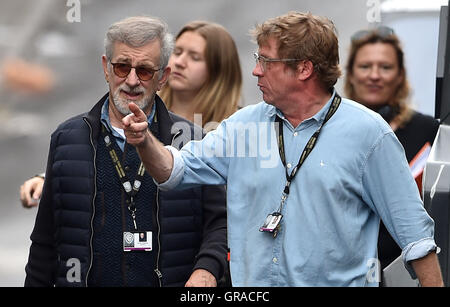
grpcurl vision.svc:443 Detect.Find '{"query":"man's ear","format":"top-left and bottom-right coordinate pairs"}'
top-left (102, 55), bottom-right (110, 82)
top-left (297, 60), bottom-right (314, 81)
top-left (157, 66), bottom-right (171, 91)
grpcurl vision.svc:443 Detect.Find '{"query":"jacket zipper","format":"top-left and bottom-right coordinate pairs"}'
top-left (154, 129), bottom-right (182, 287)
top-left (83, 117), bottom-right (97, 287)
top-left (154, 188), bottom-right (163, 287)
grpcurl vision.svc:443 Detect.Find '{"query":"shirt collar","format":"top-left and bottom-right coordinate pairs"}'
top-left (265, 88), bottom-right (337, 124)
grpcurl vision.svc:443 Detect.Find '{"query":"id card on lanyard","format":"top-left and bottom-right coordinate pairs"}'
top-left (101, 123), bottom-right (153, 251)
top-left (259, 93), bottom-right (342, 238)
top-left (123, 231), bottom-right (152, 251)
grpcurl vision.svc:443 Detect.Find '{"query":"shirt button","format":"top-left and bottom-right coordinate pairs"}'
top-left (287, 163), bottom-right (292, 168)
top-left (273, 257), bottom-right (278, 263)
top-left (293, 132), bottom-right (298, 137)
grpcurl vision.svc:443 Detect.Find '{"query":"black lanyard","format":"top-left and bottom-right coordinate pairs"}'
top-left (274, 93), bottom-right (341, 213)
top-left (101, 123), bottom-right (146, 230)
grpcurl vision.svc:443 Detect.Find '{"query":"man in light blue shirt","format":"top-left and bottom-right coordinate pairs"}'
top-left (123, 12), bottom-right (443, 286)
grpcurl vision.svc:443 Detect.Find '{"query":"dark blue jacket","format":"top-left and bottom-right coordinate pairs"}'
top-left (25, 93), bottom-right (228, 287)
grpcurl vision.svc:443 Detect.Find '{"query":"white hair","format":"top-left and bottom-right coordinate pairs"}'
top-left (104, 16), bottom-right (174, 73)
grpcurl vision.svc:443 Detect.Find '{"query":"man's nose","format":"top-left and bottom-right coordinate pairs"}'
top-left (125, 68), bottom-right (141, 87)
top-left (252, 62), bottom-right (263, 77)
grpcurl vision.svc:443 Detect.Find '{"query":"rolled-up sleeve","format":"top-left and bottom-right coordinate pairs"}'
top-left (155, 145), bottom-right (185, 191)
top-left (402, 237), bottom-right (437, 279)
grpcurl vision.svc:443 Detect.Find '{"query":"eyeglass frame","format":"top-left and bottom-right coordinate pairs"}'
top-left (109, 61), bottom-right (162, 81)
top-left (350, 26), bottom-right (395, 42)
top-left (253, 52), bottom-right (303, 72)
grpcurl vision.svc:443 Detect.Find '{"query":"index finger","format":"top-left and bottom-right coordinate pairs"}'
top-left (122, 102), bottom-right (147, 127)
top-left (128, 102), bottom-right (147, 122)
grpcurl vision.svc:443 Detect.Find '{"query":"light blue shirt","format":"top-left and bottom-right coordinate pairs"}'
top-left (160, 91), bottom-right (436, 286)
top-left (100, 97), bottom-right (156, 151)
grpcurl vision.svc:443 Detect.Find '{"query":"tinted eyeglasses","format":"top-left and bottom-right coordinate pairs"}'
top-left (351, 26), bottom-right (395, 42)
top-left (110, 62), bottom-right (162, 81)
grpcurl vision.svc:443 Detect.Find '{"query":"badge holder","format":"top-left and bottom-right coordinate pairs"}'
top-left (123, 231), bottom-right (152, 251)
top-left (260, 192), bottom-right (287, 238)
top-left (259, 212), bottom-right (283, 238)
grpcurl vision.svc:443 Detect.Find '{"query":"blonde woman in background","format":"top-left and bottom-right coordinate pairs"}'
top-left (160, 20), bottom-right (242, 129)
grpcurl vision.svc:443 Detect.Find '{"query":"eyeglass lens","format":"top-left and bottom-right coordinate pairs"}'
top-left (254, 53), bottom-right (266, 71)
top-left (112, 63), bottom-right (156, 81)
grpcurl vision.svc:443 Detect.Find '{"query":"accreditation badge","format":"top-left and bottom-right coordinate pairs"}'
top-left (123, 231), bottom-right (152, 251)
top-left (259, 212), bottom-right (283, 233)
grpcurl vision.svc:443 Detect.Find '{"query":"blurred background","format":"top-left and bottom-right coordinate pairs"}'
top-left (0, 0), bottom-right (446, 286)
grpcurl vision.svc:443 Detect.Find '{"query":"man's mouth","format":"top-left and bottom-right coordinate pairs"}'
top-left (121, 90), bottom-right (142, 100)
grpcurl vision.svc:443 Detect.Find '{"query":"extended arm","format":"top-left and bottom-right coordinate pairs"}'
top-left (123, 102), bottom-right (174, 183)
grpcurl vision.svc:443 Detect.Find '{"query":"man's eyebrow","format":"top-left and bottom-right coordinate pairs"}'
top-left (114, 56), bottom-right (132, 63)
top-left (114, 56), bottom-right (157, 68)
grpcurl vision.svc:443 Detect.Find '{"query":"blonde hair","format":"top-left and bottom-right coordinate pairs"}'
top-left (160, 21), bottom-right (242, 126)
top-left (251, 11), bottom-right (341, 91)
top-left (344, 30), bottom-right (412, 128)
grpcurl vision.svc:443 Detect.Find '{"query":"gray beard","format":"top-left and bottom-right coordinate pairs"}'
top-left (111, 84), bottom-right (153, 115)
